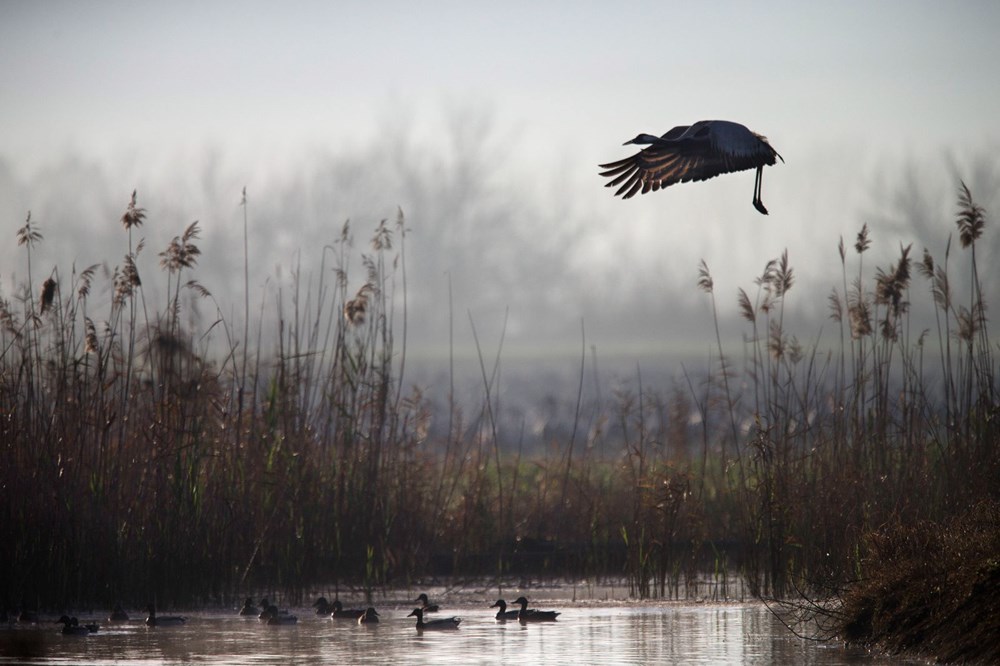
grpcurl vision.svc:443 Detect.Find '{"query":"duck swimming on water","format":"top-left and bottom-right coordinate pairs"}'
top-left (313, 597), bottom-right (334, 615)
top-left (108, 603), bottom-right (129, 622)
top-left (238, 598), bottom-right (259, 616)
top-left (512, 596), bottom-right (560, 622)
top-left (490, 599), bottom-right (520, 621)
top-left (415, 593), bottom-right (440, 613)
top-left (260, 604), bottom-right (298, 625)
top-left (358, 607), bottom-right (380, 624)
top-left (330, 599), bottom-right (365, 620)
top-left (57, 616), bottom-right (99, 635)
top-left (600, 120), bottom-right (783, 214)
top-left (145, 604), bottom-right (186, 627)
top-left (407, 607), bottom-right (460, 631)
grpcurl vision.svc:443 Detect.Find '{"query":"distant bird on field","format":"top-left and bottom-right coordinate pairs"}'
top-left (599, 120), bottom-right (783, 214)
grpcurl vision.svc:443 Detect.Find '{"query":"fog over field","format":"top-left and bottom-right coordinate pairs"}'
top-left (2, 2), bottom-right (998, 437)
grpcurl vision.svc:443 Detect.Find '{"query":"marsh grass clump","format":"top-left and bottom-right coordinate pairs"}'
top-left (836, 500), bottom-right (1000, 663)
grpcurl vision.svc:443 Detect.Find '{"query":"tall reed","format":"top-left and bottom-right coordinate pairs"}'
top-left (0, 180), bottom-right (995, 609)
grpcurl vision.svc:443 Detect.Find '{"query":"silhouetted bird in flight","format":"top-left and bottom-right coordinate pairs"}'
top-left (599, 120), bottom-right (783, 214)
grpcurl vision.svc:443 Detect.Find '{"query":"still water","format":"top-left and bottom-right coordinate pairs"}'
top-left (1, 598), bottom-right (918, 665)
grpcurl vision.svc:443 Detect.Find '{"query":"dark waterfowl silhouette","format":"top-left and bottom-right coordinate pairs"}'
top-left (257, 598), bottom-right (288, 620)
top-left (238, 597), bottom-right (259, 616)
top-left (57, 616), bottom-right (99, 635)
top-left (490, 599), bottom-right (520, 621)
top-left (415, 593), bottom-right (440, 613)
top-left (600, 120), bottom-right (783, 214)
top-left (330, 599), bottom-right (365, 620)
top-left (108, 603), bottom-right (130, 621)
top-left (313, 597), bottom-right (334, 615)
top-left (358, 607), bottom-right (380, 624)
top-left (407, 607), bottom-right (460, 631)
top-left (145, 604), bottom-right (186, 627)
top-left (512, 596), bottom-right (560, 622)
top-left (260, 604), bottom-right (298, 625)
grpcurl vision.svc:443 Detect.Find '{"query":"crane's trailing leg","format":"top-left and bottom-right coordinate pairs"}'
top-left (752, 166), bottom-right (769, 215)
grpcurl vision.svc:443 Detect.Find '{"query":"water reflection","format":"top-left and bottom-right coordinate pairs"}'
top-left (0, 602), bottom-right (921, 665)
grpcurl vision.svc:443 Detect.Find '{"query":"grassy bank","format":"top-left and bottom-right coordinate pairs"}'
top-left (0, 183), bottom-right (996, 618)
top-left (834, 500), bottom-right (1000, 663)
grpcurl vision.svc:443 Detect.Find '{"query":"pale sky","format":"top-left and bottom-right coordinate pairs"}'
top-left (2, 1), bottom-right (999, 365)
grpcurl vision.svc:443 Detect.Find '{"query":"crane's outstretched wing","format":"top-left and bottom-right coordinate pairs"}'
top-left (599, 140), bottom-right (764, 199)
top-left (599, 121), bottom-right (779, 199)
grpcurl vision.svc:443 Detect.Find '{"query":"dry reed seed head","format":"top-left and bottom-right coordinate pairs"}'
top-left (371, 219), bottom-right (392, 251)
top-left (113, 258), bottom-right (140, 305)
top-left (827, 288), bottom-right (843, 322)
top-left (894, 244), bottom-right (912, 286)
top-left (932, 267), bottom-right (951, 310)
top-left (875, 244), bottom-right (912, 315)
top-left (955, 306), bottom-right (979, 343)
top-left (788, 336), bottom-right (804, 365)
top-left (754, 258), bottom-right (779, 288)
top-left (185, 280), bottom-right (211, 299)
top-left (120, 189), bottom-right (146, 230)
top-left (363, 255), bottom-right (378, 284)
top-left (124, 255), bottom-right (141, 288)
top-left (956, 181), bottom-right (986, 249)
top-left (84, 317), bottom-right (99, 354)
top-left (837, 236), bottom-right (846, 262)
top-left (737, 287), bottom-right (755, 322)
top-left (919, 247), bottom-right (935, 279)
top-left (879, 315), bottom-right (899, 342)
top-left (697, 260), bottom-right (714, 293)
top-left (39, 278), bottom-right (57, 314)
top-left (768, 319), bottom-right (786, 359)
top-left (849, 300), bottom-right (873, 339)
top-left (76, 264), bottom-right (99, 301)
top-left (772, 250), bottom-right (794, 296)
top-left (16, 211), bottom-right (43, 247)
top-left (159, 222), bottom-right (202, 272)
top-left (855, 223), bottom-right (871, 254)
top-left (344, 284), bottom-right (374, 325)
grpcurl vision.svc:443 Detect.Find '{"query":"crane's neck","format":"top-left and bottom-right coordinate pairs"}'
top-left (623, 133), bottom-right (661, 146)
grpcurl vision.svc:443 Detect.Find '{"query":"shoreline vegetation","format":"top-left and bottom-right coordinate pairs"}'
top-left (2, 184), bottom-right (997, 661)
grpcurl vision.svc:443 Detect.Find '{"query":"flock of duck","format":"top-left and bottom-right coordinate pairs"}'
top-left (245, 593), bottom-right (561, 630)
top-left (7, 593), bottom-right (560, 635)
top-left (2, 603), bottom-right (185, 634)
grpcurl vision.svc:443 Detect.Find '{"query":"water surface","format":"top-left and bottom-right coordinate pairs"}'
top-left (0, 599), bottom-right (920, 665)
